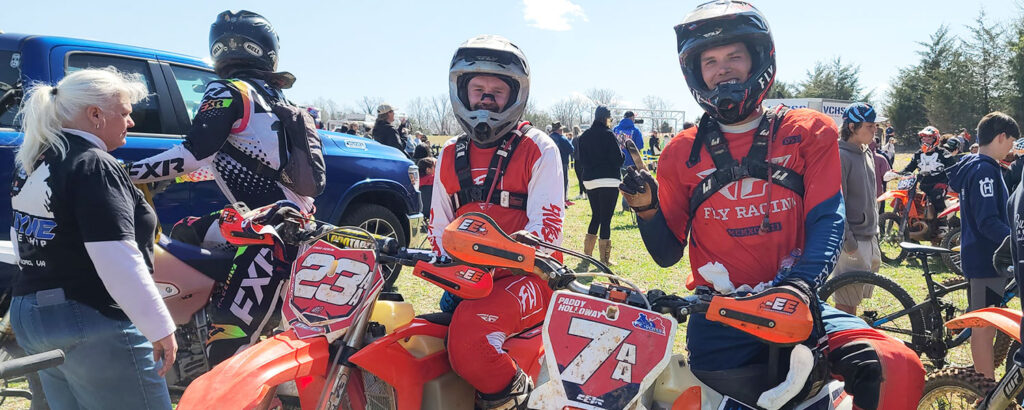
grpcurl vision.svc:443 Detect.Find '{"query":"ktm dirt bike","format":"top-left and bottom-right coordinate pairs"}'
top-left (877, 171), bottom-right (959, 265)
top-left (179, 212), bottom-right (853, 409)
top-left (918, 307), bottom-right (1024, 409)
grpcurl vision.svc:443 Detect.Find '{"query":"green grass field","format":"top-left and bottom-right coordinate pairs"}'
top-left (2, 153), bottom-right (1016, 409)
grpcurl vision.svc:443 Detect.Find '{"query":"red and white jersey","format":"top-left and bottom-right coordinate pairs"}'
top-left (429, 127), bottom-right (565, 261)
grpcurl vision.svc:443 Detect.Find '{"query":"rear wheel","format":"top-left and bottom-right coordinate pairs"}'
top-left (338, 204), bottom-right (407, 292)
top-left (941, 228), bottom-right (962, 275)
top-left (879, 212), bottom-right (908, 265)
top-left (819, 271), bottom-right (926, 354)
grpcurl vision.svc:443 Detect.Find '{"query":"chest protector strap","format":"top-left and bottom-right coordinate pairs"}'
top-left (685, 107), bottom-right (804, 234)
top-left (450, 123), bottom-right (533, 211)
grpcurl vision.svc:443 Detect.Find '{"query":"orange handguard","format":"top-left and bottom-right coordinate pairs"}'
top-left (412, 260), bottom-right (494, 299)
top-left (706, 287), bottom-right (813, 345)
top-left (443, 212), bottom-right (536, 273)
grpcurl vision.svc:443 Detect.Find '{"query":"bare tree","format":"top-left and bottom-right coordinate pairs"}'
top-left (549, 96), bottom-right (588, 130)
top-left (642, 95), bottom-right (672, 112)
top-left (584, 88), bottom-right (619, 107)
top-left (359, 96), bottom-right (384, 116)
top-left (405, 96), bottom-right (432, 133)
top-left (428, 94), bottom-right (455, 135)
top-left (524, 101), bottom-right (554, 129)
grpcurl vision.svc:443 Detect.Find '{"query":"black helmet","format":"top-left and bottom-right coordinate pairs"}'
top-left (209, 10), bottom-right (280, 78)
top-left (674, 1), bottom-right (775, 124)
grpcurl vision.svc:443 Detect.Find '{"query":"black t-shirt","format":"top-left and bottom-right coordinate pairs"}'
top-left (11, 133), bottom-right (157, 319)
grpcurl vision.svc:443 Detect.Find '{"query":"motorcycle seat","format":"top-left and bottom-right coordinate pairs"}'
top-left (900, 242), bottom-right (952, 256)
top-left (692, 363), bottom-right (782, 406)
top-left (157, 235), bottom-right (235, 283)
top-left (417, 312), bottom-right (453, 326)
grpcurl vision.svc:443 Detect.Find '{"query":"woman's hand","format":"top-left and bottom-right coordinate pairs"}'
top-left (152, 333), bottom-right (178, 377)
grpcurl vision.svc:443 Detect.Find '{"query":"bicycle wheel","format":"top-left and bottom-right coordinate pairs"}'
top-left (879, 212), bottom-right (908, 265)
top-left (941, 228), bottom-right (962, 275)
top-left (819, 270), bottom-right (925, 350)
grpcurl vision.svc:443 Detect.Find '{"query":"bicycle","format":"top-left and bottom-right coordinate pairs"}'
top-left (819, 241), bottom-right (1017, 369)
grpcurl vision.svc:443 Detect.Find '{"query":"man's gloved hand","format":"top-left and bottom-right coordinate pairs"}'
top-left (619, 166), bottom-right (659, 212)
top-left (440, 291), bottom-right (462, 313)
top-left (828, 341), bottom-right (882, 410)
top-left (994, 235), bottom-right (1013, 277)
top-left (647, 289), bottom-right (688, 322)
top-left (775, 278), bottom-right (814, 305)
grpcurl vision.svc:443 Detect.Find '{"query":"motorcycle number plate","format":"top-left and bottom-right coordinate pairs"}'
top-left (897, 175), bottom-right (916, 190)
top-left (283, 239), bottom-right (382, 339)
top-left (531, 291), bottom-right (675, 409)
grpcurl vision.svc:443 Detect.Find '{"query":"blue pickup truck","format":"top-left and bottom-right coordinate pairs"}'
top-left (0, 33), bottom-right (423, 287)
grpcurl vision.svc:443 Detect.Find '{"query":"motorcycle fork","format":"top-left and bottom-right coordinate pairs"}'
top-left (315, 282), bottom-right (386, 409)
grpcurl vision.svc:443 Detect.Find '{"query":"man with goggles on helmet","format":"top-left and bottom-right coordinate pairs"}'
top-left (124, 10), bottom-right (312, 365)
top-left (428, 35), bottom-right (564, 409)
top-left (620, 2), bottom-right (923, 408)
top-left (901, 126), bottom-right (956, 214)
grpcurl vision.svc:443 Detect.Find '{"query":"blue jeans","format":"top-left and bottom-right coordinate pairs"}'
top-left (10, 292), bottom-right (171, 410)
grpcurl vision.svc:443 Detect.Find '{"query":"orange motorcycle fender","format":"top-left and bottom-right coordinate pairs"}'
top-left (945, 307), bottom-right (1023, 343)
top-left (877, 190), bottom-right (906, 203)
top-left (349, 319), bottom-right (452, 410)
top-left (177, 329), bottom-right (329, 410)
top-left (671, 386), bottom-right (702, 410)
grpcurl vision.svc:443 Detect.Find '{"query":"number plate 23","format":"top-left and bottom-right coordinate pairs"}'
top-left (283, 239), bottom-right (382, 339)
top-left (530, 292), bottom-right (676, 410)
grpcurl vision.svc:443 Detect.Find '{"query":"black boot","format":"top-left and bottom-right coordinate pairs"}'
top-left (475, 367), bottom-right (533, 410)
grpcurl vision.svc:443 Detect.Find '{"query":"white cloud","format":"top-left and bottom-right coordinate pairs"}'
top-left (522, 0), bottom-right (587, 31)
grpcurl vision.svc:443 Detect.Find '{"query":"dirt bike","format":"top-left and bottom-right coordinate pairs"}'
top-left (938, 199), bottom-right (963, 275)
top-left (877, 171), bottom-right (959, 265)
top-left (918, 307), bottom-right (1024, 409)
top-left (178, 211), bottom-right (853, 409)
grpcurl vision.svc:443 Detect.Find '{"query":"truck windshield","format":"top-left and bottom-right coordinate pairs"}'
top-left (0, 50), bottom-right (20, 128)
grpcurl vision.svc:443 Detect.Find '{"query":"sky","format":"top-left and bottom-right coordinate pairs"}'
top-left (3, 0), bottom-right (1021, 125)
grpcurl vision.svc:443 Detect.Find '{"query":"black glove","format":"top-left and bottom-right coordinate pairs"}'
top-left (994, 235), bottom-right (1014, 277)
top-left (619, 166), bottom-right (659, 212)
top-left (776, 277), bottom-right (814, 305)
top-left (828, 341), bottom-right (882, 410)
top-left (647, 290), bottom-right (689, 322)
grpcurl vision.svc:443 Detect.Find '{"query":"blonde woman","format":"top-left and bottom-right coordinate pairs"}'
top-left (11, 67), bottom-right (176, 409)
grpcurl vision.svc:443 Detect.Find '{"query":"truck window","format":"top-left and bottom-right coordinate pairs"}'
top-left (0, 51), bottom-right (20, 128)
top-left (168, 65), bottom-right (219, 121)
top-left (66, 53), bottom-right (164, 134)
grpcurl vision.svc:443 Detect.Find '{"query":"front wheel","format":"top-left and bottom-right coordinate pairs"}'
top-left (818, 270), bottom-right (926, 354)
top-left (879, 212), bottom-right (908, 265)
top-left (338, 204), bottom-right (407, 292)
top-left (917, 367), bottom-right (1021, 409)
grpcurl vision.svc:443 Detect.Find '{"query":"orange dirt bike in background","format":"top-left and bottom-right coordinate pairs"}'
top-left (877, 171), bottom-right (959, 265)
top-left (179, 211), bottom-right (853, 409)
top-left (918, 307), bottom-right (1024, 409)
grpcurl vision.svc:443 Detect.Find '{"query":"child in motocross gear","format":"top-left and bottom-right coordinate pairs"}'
top-left (901, 126), bottom-right (956, 214)
top-left (620, 2), bottom-right (925, 409)
top-left (125, 10), bottom-right (310, 365)
top-left (428, 35), bottom-right (564, 410)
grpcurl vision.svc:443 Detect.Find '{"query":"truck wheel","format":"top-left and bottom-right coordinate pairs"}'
top-left (339, 204), bottom-right (406, 291)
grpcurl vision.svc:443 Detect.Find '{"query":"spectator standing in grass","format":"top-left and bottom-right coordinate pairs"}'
top-left (831, 103), bottom-right (882, 315)
top-left (577, 106), bottom-right (623, 265)
top-left (946, 111), bottom-right (1019, 380)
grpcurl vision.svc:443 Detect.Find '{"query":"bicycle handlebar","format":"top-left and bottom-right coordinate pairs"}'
top-left (0, 349), bottom-right (64, 379)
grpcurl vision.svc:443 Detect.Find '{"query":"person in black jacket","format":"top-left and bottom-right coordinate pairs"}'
top-left (372, 103), bottom-right (409, 157)
top-left (571, 125), bottom-right (585, 199)
top-left (577, 106), bottom-right (624, 265)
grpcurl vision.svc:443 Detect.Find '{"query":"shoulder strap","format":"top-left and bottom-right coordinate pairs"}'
top-left (450, 133), bottom-right (528, 210)
top-left (684, 107), bottom-right (803, 239)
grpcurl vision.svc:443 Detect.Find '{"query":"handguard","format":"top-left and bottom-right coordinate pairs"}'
top-left (706, 287), bottom-right (813, 345)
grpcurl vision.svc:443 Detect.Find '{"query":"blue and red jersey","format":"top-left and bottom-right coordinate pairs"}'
top-left (657, 108), bottom-right (845, 289)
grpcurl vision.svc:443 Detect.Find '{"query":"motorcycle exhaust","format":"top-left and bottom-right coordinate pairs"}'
top-left (908, 221), bottom-right (931, 241)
